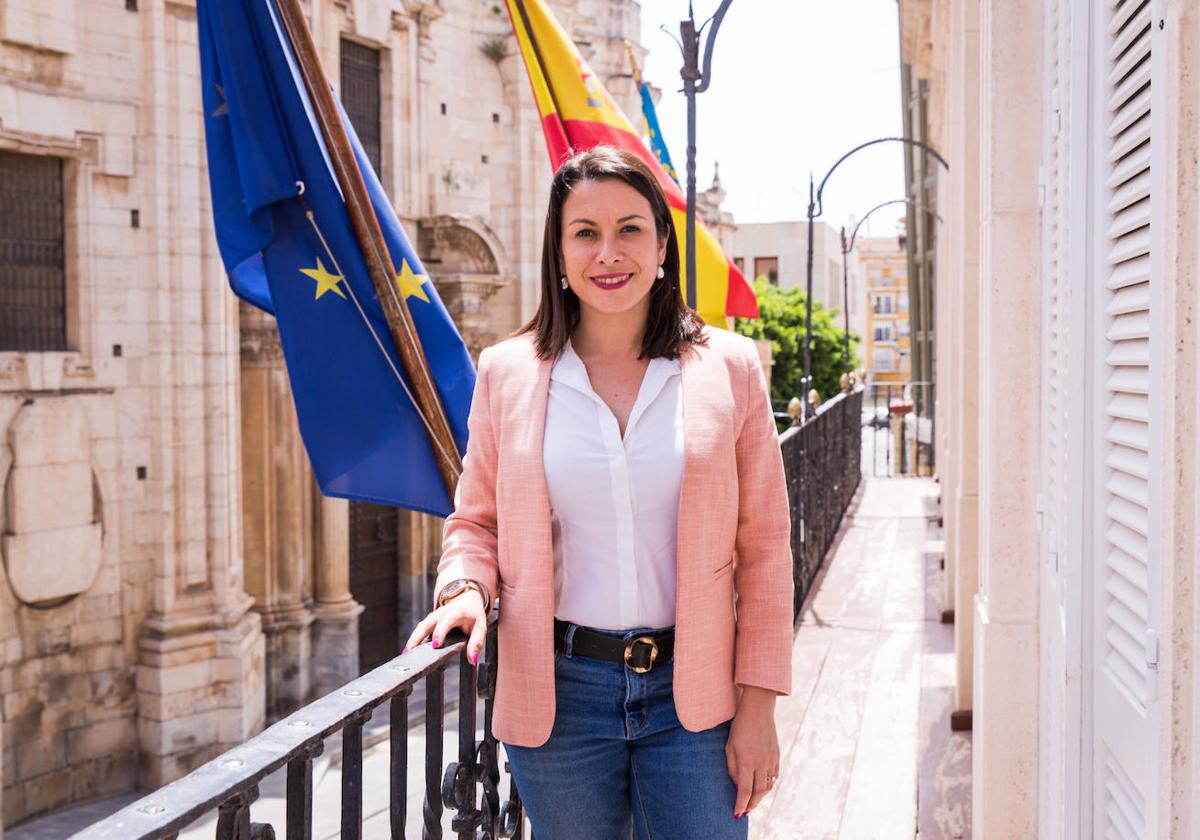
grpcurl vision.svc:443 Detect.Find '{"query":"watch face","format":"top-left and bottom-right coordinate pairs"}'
top-left (440, 580), bottom-right (466, 605)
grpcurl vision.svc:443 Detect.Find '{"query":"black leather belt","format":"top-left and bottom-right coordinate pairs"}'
top-left (553, 618), bottom-right (675, 674)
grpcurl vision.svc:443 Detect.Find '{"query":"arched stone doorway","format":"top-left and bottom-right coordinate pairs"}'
top-left (418, 214), bottom-right (512, 359)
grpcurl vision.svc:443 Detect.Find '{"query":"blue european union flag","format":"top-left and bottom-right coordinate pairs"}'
top-left (198, 0), bottom-right (474, 517)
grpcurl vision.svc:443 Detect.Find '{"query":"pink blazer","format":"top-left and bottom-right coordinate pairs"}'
top-left (435, 326), bottom-right (794, 747)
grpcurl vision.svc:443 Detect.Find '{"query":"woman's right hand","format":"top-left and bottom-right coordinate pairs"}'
top-left (402, 590), bottom-right (489, 665)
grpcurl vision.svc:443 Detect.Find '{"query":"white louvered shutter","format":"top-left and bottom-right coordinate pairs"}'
top-left (1092, 0), bottom-right (1164, 837)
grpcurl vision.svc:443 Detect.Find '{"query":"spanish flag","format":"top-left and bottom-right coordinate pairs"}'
top-left (505, 0), bottom-right (758, 325)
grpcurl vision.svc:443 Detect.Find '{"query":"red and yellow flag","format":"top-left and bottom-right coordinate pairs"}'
top-left (504, 0), bottom-right (758, 325)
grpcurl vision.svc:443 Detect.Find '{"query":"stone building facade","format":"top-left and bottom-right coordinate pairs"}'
top-left (856, 235), bottom-right (910, 389)
top-left (0, 0), bottom-right (643, 827)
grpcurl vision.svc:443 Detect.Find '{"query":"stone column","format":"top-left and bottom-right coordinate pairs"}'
top-left (397, 509), bottom-right (443, 641)
top-left (936, 98), bottom-right (958, 619)
top-left (973, 0), bottom-right (1041, 835)
top-left (239, 306), bottom-right (317, 720)
top-left (135, 0), bottom-right (264, 787)
top-left (310, 494), bottom-right (362, 696)
top-left (434, 273), bottom-right (510, 360)
top-left (1164, 3), bottom-right (1200, 829)
top-left (951, 0), bottom-right (982, 726)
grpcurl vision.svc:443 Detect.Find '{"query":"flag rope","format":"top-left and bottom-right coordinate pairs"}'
top-left (303, 205), bottom-right (462, 481)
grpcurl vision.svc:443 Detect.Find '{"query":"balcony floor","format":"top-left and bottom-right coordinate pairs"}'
top-left (752, 476), bottom-right (971, 840)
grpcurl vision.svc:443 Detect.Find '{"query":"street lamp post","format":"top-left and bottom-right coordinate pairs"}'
top-left (802, 137), bottom-right (949, 419)
top-left (673, 0), bottom-right (734, 310)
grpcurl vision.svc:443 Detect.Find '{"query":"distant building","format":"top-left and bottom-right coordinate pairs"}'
top-left (857, 236), bottom-right (912, 391)
top-left (730, 220), bottom-right (868, 370)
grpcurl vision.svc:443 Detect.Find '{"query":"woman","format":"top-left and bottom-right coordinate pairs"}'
top-left (404, 146), bottom-right (793, 839)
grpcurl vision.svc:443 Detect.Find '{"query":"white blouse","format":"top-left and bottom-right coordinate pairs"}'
top-left (542, 343), bottom-right (685, 631)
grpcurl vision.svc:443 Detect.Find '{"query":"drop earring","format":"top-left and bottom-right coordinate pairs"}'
top-left (656, 265), bottom-right (665, 279)
top-left (560, 275), bottom-right (569, 290)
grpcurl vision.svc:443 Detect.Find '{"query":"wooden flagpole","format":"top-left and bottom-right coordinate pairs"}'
top-left (273, 0), bottom-right (463, 500)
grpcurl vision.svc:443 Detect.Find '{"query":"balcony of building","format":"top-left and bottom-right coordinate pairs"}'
top-left (9, 391), bottom-right (968, 840)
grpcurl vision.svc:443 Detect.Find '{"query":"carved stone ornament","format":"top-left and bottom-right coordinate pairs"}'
top-left (401, 0), bottom-right (446, 28)
top-left (1, 399), bottom-right (103, 607)
top-left (240, 324), bottom-right (285, 367)
top-left (417, 215), bottom-right (502, 275)
top-left (239, 301), bottom-right (285, 367)
top-left (416, 216), bottom-right (510, 361)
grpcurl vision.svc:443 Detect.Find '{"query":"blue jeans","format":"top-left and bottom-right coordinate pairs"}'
top-left (504, 623), bottom-right (747, 840)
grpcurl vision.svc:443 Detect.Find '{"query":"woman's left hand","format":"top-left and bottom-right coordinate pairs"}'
top-left (725, 685), bottom-right (781, 819)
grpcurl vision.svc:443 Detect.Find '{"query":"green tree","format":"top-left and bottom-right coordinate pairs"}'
top-left (734, 277), bottom-right (860, 408)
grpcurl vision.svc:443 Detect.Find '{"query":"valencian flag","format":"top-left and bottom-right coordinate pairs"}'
top-left (197, 0), bottom-right (474, 516)
top-left (626, 40), bottom-right (679, 185)
top-left (505, 0), bottom-right (757, 325)
top-left (638, 85), bottom-right (679, 186)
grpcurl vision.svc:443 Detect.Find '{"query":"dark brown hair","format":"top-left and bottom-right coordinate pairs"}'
top-left (518, 145), bottom-right (707, 360)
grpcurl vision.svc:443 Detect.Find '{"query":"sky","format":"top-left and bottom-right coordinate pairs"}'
top-left (637, 0), bottom-right (907, 238)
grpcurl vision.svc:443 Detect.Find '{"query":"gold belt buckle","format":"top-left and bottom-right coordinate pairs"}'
top-left (623, 636), bottom-right (659, 674)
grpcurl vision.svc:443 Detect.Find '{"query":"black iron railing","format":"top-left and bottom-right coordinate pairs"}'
top-left (780, 387), bottom-right (863, 616)
top-left (73, 619), bottom-right (523, 840)
top-left (71, 400), bottom-right (869, 839)
top-left (861, 380), bottom-right (936, 477)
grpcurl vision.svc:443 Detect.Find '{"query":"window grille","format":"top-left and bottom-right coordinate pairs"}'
top-left (339, 39), bottom-right (383, 177)
top-left (0, 151), bottom-right (67, 352)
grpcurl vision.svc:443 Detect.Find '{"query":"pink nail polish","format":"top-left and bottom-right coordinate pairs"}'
top-left (401, 646), bottom-right (409, 654)
top-left (470, 652), bottom-right (478, 665)
top-left (431, 640), bottom-right (440, 649)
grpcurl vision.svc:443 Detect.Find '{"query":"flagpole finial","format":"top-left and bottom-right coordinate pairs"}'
top-left (624, 39), bottom-right (643, 86)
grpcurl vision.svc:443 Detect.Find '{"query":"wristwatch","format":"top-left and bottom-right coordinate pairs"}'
top-left (436, 578), bottom-right (491, 613)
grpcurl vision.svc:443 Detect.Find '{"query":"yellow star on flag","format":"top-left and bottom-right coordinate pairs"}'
top-left (299, 258), bottom-right (346, 300)
top-left (395, 259), bottom-right (430, 304)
